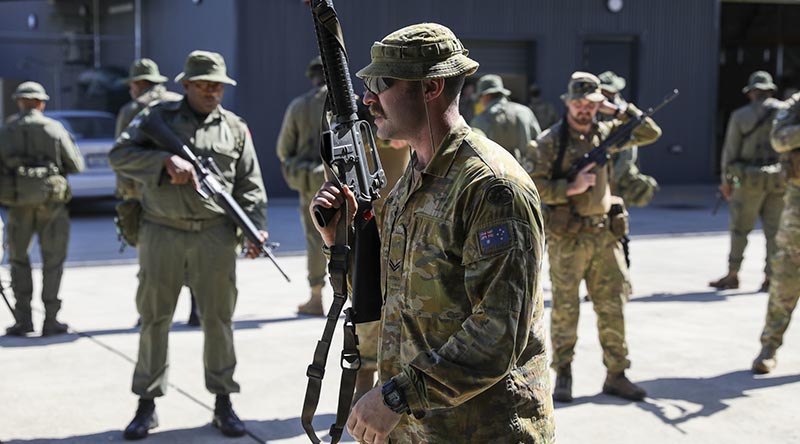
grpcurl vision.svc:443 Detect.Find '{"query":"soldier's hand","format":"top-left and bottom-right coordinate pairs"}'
top-left (164, 155), bottom-right (198, 188)
top-left (309, 182), bottom-right (357, 247)
top-left (719, 183), bottom-right (733, 201)
top-left (346, 387), bottom-right (401, 444)
top-left (567, 162), bottom-right (597, 196)
top-left (245, 230), bottom-right (268, 259)
top-left (599, 100), bottom-right (619, 116)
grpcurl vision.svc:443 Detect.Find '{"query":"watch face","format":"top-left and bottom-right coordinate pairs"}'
top-left (607, 0), bottom-right (623, 13)
top-left (386, 390), bottom-right (402, 406)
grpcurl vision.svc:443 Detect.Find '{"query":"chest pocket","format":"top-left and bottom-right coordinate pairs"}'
top-left (206, 122), bottom-right (242, 184)
top-left (403, 213), bottom-right (468, 319)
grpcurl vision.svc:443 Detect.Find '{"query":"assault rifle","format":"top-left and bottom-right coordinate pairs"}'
top-left (137, 113), bottom-right (290, 282)
top-left (302, 0), bottom-right (386, 442)
top-left (565, 89), bottom-right (680, 181)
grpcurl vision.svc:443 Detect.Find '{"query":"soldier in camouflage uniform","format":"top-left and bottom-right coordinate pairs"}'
top-left (470, 74), bottom-right (541, 162)
top-left (528, 83), bottom-right (560, 132)
top-left (598, 71), bottom-right (660, 208)
top-left (710, 71), bottom-right (786, 292)
top-left (111, 51), bottom-right (267, 440)
top-left (276, 56), bottom-right (328, 316)
top-left (530, 72), bottom-right (661, 403)
top-left (0, 82), bottom-right (85, 337)
top-left (311, 23), bottom-right (554, 444)
top-left (751, 90), bottom-right (800, 374)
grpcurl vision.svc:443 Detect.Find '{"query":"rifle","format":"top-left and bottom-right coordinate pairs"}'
top-left (712, 191), bottom-right (724, 215)
top-left (137, 113), bottom-right (290, 282)
top-left (0, 277), bottom-right (14, 319)
top-left (565, 89), bottom-right (680, 182)
top-left (302, 0), bottom-right (386, 442)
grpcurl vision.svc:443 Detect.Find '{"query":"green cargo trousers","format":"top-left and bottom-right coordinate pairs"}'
top-left (727, 172), bottom-right (785, 275)
top-left (760, 185), bottom-right (800, 349)
top-left (132, 220), bottom-right (240, 398)
top-left (548, 229), bottom-right (632, 373)
top-left (6, 203), bottom-right (70, 323)
top-left (300, 189), bottom-right (327, 288)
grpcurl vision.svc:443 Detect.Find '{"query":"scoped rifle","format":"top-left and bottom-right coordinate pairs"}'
top-left (137, 113), bottom-right (290, 282)
top-left (302, 0), bottom-right (386, 442)
top-left (565, 89), bottom-right (680, 181)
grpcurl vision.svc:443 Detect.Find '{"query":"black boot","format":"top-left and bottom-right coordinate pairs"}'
top-left (212, 394), bottom-right (246, 437)
top-left (553, 365), bottom-right (573, 403)
top-left (123, 398), bottom-right (158, 440)
top-left (42, 319), bottom-right (69, 336)
top-left (5, 321), bottom-right (34, 337)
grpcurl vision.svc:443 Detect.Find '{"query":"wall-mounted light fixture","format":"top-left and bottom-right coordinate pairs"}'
top-left (606, 0), bottom-right (623, 13)
top-left (27, 13), bottom-right (38, 30)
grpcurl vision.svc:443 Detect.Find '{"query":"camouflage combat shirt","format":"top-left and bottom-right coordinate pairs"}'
top-left (379, 121), bottom-right (555, 443)
top-left (720, 97), bottom-right (787, 184)
top-left (771, 91), bottom-right (800, 187)
top-left (470, 96), bottom-right (541, 162)
top-left (529, 104), bottom-right (661, 216)
top-left (276, 85), bottom-right (327, 192)
top-left (109, 99), bottom-right (267, 229)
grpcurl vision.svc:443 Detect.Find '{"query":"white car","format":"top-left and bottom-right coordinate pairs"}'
top-left (46, 110), bottom-right (117, 199)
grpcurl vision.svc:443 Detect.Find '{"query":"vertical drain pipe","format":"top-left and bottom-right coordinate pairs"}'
top-left (93, 0), bottom-right (100, 68)
top-left (134, 0), bottom-right (142, 59)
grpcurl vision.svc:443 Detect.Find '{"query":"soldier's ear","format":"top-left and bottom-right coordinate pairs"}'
top-left (422, 78), bottom-right (444, 102)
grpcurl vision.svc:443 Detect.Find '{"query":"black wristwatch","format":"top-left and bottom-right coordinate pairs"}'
top-left (381, 378), bottom-right (411, 415)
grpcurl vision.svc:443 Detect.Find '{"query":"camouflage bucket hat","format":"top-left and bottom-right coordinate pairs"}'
top-left (12, 81), bottom-right (50, 101)
top-left (306, 56), bottom-right (323, 78)
top-left (174, 50), bottom-right (237, 86)
top-left (124, 58), bottom-right (168, 84)
top-left (356, 23), bottom-right (479, 81)
top-left (475, 74), bottom-right (510, 97)
top-left (598, 70), bottom-right (626, 94)
top-left (561, 71), bottom-right (605, 102)
top-left (742, 70), bottom-right (777, 93)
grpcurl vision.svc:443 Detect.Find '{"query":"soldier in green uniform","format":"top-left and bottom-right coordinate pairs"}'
top-left (110, 51), bottom-right (267, 440)
top-left (710, 71), bottom-right (786, 292)
top-left (529, 72), bottom-right (661, 403)
top-left (0, 82), bottom-right (85, 337)
top-left (276, 56), bottom-right (328, 316)
top-left (598, 71), bottom-right (660, 208)
top-left (528, 83), bottom-right (560, 131)
top-left (470, 74), bottom-right (541, 162)
top-left (311, 23), bottom-right (554, 444)
top-left (751, 90), bottom-right (800, 374)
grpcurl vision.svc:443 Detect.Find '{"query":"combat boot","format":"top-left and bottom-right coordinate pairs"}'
top-left (123, 398), bottom-right (158, 440)
top-left (752, 346), bottom-right (777, 374)
top-left (602, 371), bottom-right (646, 401)
top-left (297, 284), bottom-right (325, 316)
top-left (212, 394), bottom-right (246, 437)
top-left (5, 321), bottom-right (34, 337)
top-left (709, 273), bottom-right (739, 290)
top-left (552, 365), bottom-right (573, 403)
top-left (759, 277), bottom-right (770, 293)
top-left (42, 320), bottom-right (69, 336)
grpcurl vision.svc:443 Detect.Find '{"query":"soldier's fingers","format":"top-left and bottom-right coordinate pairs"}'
top-left (580, 162), bottom-right (597, 173)
top-left (346, 415), bottom-right (362, 440)
top-left (318, 190), bottom-right (343, 208)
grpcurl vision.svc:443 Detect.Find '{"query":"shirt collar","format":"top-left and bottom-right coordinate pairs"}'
top-left (415, 120), bottom-right (472, 178)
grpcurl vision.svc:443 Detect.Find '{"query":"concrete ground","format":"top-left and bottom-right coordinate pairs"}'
top-left (1, 185), bottom-right (798, 444)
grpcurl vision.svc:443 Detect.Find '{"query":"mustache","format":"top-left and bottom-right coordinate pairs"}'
top-left (369, 105), bottom-right (385, 119)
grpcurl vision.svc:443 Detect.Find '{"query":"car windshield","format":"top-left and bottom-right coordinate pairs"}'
top-left (58, 116), bottom-right (116, 140)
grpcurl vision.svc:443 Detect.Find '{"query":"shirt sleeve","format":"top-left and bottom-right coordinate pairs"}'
top-left (771, 101), bottom-right (800, 154)
top-left (233, 124), bottom-right (268, 231)
top-left (58, 127), bottom-right (85, 174)
top-left (108, 109), bottom-right (172, 188)
top-left (720, 110), bottom-right (743, 184)
top-left (529, 131), bottom-right (570, 205)
top-left (395, 178), bottom-right (544, 414)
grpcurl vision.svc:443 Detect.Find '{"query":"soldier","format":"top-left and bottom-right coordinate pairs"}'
top-left (470, 74), bottom-right (541, 162)
top-left (751, 90), bottom-right (800, 374)
top-left (115, 58), bottom-right (199, 326)
top-left (110, 51), bottom-right (267, 440)
top-left (528, 83), bottom-right (560, 131)
top-left (710, 71), bottom-right (786, 292)
top-left (0, 82), bottom-right (85, 337)
top-left (598, 71), bottom-right (659, 208)
top-left (276, 56), bottom-right (328, 316)
top-left (530, 72), bottom-right (661, 403)
top-left (311, 23), bottom-right (554, 443)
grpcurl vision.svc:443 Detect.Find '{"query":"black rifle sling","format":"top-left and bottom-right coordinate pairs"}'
top-left (741, 107), bottom-right (775, 140)
top-left (552, 115), bottom-right (570, 179)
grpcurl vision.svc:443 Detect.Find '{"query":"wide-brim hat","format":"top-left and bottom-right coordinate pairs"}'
top-left (12, 81), bottom-right (50, 101)
top-left (475, 74), bottom-right (510, 97)
top-left (124, 58), bottom-right (168, 84)
top-left (742, 70), bottom-right (777, 93)
top-left (598, 70), bottom-right (626, 94)
top-left (356, 23), bottom-right (479, 81)
top-left (560, 71), bottom-right (605, 102)
top-left (175, 50), bottom-right (237, 86)
top-left (306, 56), bottom-right (323, 78)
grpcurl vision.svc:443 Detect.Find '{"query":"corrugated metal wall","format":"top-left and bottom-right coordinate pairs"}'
top-left (237, 0), bottom-right (720, 196)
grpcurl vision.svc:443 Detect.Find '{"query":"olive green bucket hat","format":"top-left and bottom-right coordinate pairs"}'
top-left (124, 58), bottom-right (168, 84)
top-left (561, 71), bottom-right (605, 102)
top-left (475, 74), bottom-right (511, 97)
top-left (742, 70), bottom-right (777, 93)
top-left (306, 56), bottom-right (323, 78)
top-left (12, 81), bottom-right (50, 101)
top-left (356, 23), bottom-right (479, 81)
top-left (174, 50), bottom-right (237, 86)
top-left (598, 70), bottom-right (626, 94)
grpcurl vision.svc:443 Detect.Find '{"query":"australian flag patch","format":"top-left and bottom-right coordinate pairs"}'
top-left (478, 223), bottom-right (512, 255)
